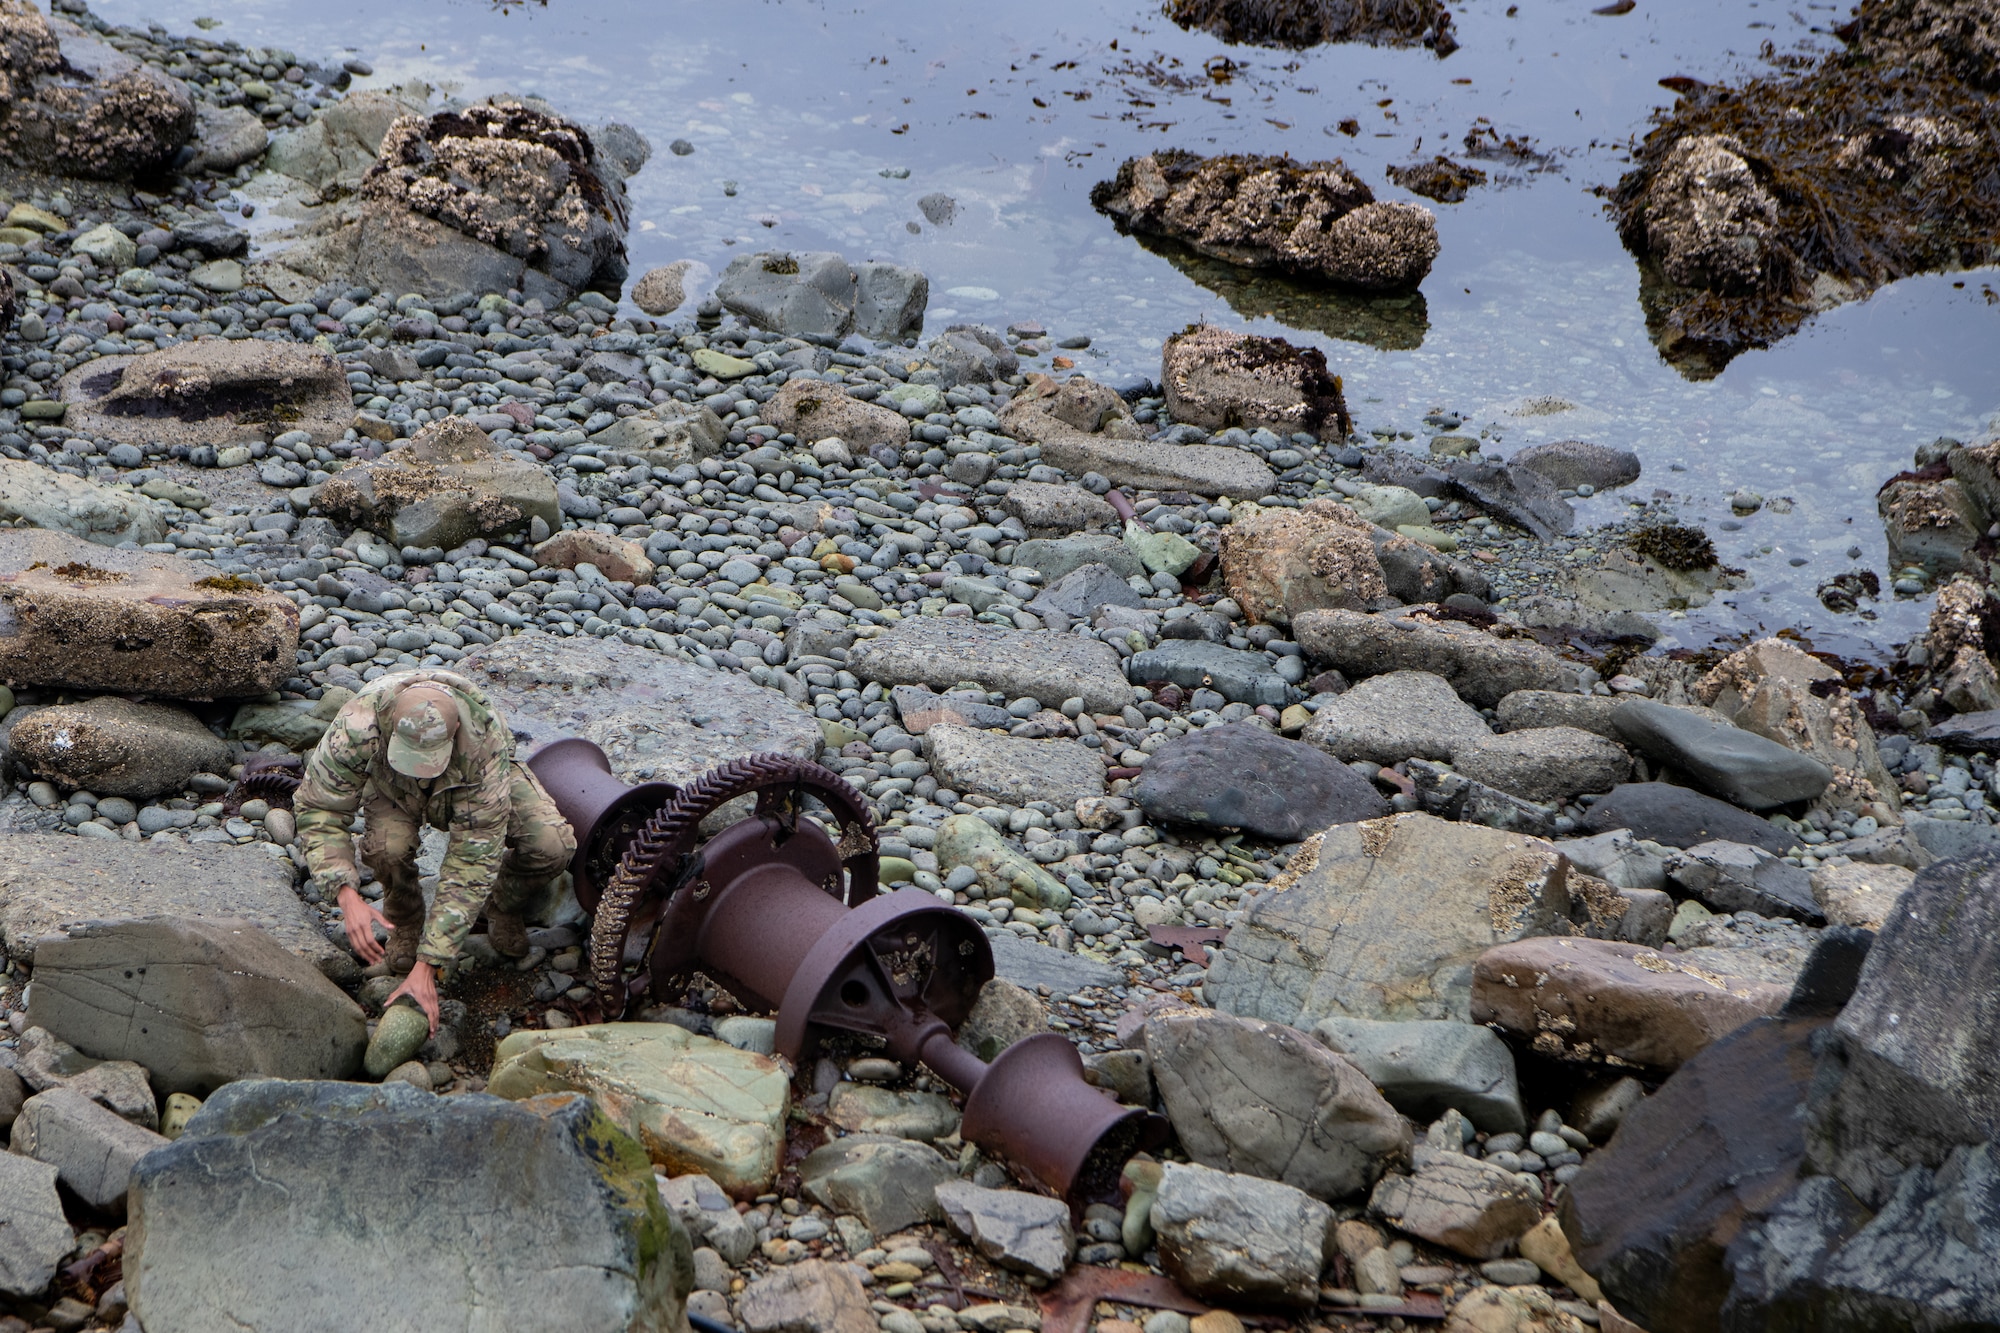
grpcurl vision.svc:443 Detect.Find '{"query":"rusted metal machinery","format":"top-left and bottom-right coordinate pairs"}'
top-left (528, 737), bottom-right (1162, 1204)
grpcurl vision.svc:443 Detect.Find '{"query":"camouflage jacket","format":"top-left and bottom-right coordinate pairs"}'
top-left (295, 668), bottom-right (516, 968)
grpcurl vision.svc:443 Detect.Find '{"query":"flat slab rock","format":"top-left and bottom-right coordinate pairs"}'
top-left (0, 528), bottom-right (299, 698)
top-left (125, 1079), bottom-right (693, 1333)
top-left (847, 617), bottom-right (1132, 713)
top-left (922, 724), bottom-right (1105, 806)
top-left (1472, 936), bottom-right (1790, 1073)
top-left (1292, 608), bottom-right (1585, 707)
top-left (59, 338), bottom-right (354, 448)
top-left (459, 630), bottom-right (822, 786)
top-left (1000, 400), bottom-right (1277, 500)
top-left (1613, 698), bottom-right (1832, 811)
top-left (1580, 782), bottom-right (1791, 853)
top-left (26, 917), bottom-right (365, 1098)
top-left (1204, 812), bottom-right (1572, 1027)
top-left (0, 834), bottom-right (336, 968)
top-left (1131, 721), bottom-right (1389, 840)
top-left (1126, 639), bottom-right (1288, 707)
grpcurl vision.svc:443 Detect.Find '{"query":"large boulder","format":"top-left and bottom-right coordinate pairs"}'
top-left (58, 338), bottom-right (353, 449)
top-left (314, 417), bottom-right (560, 550)
top-left (1805, 853), bottom-right (2000, 1208)
top-left (0, 458), bottom-right (166, 546)
top-left (488, 1023), bottom-right (790, 1197)
top-left (126, 1080), bottom-right (695, 1333)
top-left (1149, 1161), bottom-right (1334, 1310)
top-left (1561, 1016), bottom-right (1825, 1333)
top-left (847, 616), bottom-right (1132, 713)
top-left (1092, 150), bottom-right (1439, 291)
top-left (1144, 1009), bottom-right (1410, 1200)
top-left (27, 918), bottom-right (366, 1097)
top-left (8, 698), bottom-right (232, 799)
top-left (1694, 638), bottom-right (1900, 818)
top-left (0, 530), bottom-right (298, 698)
top-left (0, 836), bottom-right (340, 970)
top-left (0, 4), bottom-right (194, 178)
top-left (1451, 727), bottom-right (1632, 805)
top-left (1292, 607), bottom-right (1586, 706)
top-left (1219, 500), bottom-right (1389, 622)
top-left (459, 631), bottom-right (821, 788)
top-left (714, 250), bottom-right (927, 341)
top-left (278, 100), bottom-right (644, 306)
top-left (1204, 812), bottom-right (1573, 1027)
top-left (1472, 936), bottom-right (1789, 1072)
top-left (1160, 324), bottom-right (1351, 440)
top-left (1131, 722), bottom-right (1389, 840)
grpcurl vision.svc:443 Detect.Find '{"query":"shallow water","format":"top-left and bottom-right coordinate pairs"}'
top-left (96, 0), bottom-right (2000, 659)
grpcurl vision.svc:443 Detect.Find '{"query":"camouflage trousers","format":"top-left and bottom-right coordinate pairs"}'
top-left (360, 760), bottom-right (575, 944)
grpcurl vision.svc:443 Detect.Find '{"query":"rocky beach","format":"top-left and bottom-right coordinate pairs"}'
top-left (0, 0), bottom-right (1994, 1331)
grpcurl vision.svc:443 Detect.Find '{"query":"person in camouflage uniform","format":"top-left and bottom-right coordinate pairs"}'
top-left (295, 668), bottom-right (575, 1031)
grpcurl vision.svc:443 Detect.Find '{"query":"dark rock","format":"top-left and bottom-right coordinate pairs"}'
top-left (1806, 852), bottom-right (2000, 1209)
top-left (1613, 699), bottom-right (1833, 810)
top-left (1386, 155), bottom-right (1488, 202)
top-left (1664, 839), bottom-right (1825, 925)
top-left (1561, 1015), bottom-right (1825, 1333)
top-left (1438, 455), bottom-right (1575, 541)
top-left (1781, 925), bottom-right (1875, 1018)
top-left (1131, 722), bottom-right (1389, 839)
top-left (1581, 782), bottom-right (1791, 853)
top-left (1927, 709), bottom-right (2000, 752)
top-left (126, 1080), bottom-right (694, 1333)
top-left (1126, 640), bottom-right (1289, 707)
top-left (1723, 1145), bottom-right (2000, 1333)
top-left (1092, 150), bottom-right (1439, 292)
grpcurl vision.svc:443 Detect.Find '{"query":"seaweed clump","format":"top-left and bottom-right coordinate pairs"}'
top-left (1609, 0), bottom-right (2000, 377)
top-left (1387, 155), bottom-right (1489, 203)
top-left (1167, 0), bottom-right (1457, 55)
top-left (1628, 523), bottom-right (1718, 572)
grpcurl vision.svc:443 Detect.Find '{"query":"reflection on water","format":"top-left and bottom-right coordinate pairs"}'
top-left (1130, 230), bottom-right (1428, 350)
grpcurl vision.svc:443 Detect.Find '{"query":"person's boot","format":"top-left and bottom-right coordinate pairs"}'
top-left (383, 924), bottom-right (421, 975)
top-left (487, 909), bottom-right (531, 959)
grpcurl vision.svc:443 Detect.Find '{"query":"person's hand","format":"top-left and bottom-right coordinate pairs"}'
top-left (336, 884), bottom-right (391, 965)
top-left (386, 960), bottom-right (440, 1035)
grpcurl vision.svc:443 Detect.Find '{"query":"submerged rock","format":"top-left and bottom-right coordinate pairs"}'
top-left (1093, 150), bottom-right (1440, 292)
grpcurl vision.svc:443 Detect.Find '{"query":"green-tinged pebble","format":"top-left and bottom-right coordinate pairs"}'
top-left (365, 1001), bottom-right (431, 1078)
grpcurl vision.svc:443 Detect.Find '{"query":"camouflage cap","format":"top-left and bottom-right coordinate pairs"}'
top-left (385, 687), bottom-right (458, 779)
